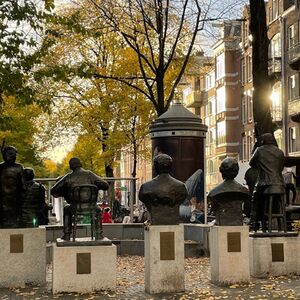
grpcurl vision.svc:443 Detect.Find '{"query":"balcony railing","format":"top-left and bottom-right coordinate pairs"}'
top-left (185, 91), bottom-right (202, 108)
top-left (288, 44), bottom-right (300, 70)
top-left (271, 106), bottom-right (282, 123)
top-left (268, 57), bottom-right (282, 76)
top-left (288, 97), bottom-right (300, 122)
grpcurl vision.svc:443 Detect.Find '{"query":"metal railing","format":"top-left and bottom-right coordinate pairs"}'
top-left (288, 44), bottom-right (300, 65)
top-left (268, 57), bottom-right (282, 75)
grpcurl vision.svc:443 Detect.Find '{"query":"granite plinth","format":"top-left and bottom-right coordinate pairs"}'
top-left (145, 225), bottom-right (185, 294)
top-left (0, 228), bottom-right (46, 287)
top-left (210, 226), bottom-right (250, 285)
top-left (56, 237), bottom-right (112, 247)
top-left (249, 235), bottom-right (300, 277)
top-left (52, 243), bottom-right (116, 293)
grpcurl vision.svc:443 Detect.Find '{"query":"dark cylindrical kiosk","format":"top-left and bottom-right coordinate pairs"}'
top-left (150, 101), bottom-right (207, 182)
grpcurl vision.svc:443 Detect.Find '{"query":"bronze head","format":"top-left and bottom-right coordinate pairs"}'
top-left (153, 154), bottom-right (172, 174)
top-left (260, 133), bottom-right (276, 146)
top-left (24, 167), bottom-right (35, 181)
top-left (69, 157), bottom-right (82, 171)
top-left (219, 157), bottom-right (239, 180)
top-left (2, 145), bottom-right (17, 164)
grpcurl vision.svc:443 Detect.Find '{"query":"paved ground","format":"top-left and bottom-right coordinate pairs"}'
top-left (1, 256), bottom-right (300, 299)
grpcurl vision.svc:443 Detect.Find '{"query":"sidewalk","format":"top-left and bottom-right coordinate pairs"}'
top-left (1, 256), bottom-right (300, 299)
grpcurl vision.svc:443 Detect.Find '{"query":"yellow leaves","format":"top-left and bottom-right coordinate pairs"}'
top-left (43, 159), bottom-right (58, 174)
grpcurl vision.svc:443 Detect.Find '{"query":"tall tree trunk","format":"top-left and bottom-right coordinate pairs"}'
top-left (249, 0), bottom-right (274, 139)
top-left (100, 125), bottom-right (115, 207)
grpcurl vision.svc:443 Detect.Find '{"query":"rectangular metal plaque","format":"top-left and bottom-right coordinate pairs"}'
top-left (160, 232), bottom-right (175, 260)
top-left (10, 234), bottom-right (24, 253)
top-left (271, 243), bottom-right (284, 262)
top-left (227, 232), bottom-right (241, 252)
top-left (77, 253), bottom-right (91, 274)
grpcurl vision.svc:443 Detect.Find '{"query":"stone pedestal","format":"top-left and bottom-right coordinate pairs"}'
top-left (145, 225), bottom-right (185, 294)
top-left (249, 235), bottom-right (300, 277)
top-left (0, 228), bottom-right (46, 287)
top-left (52, 243), bottom-right (116, 293)
top-left (210, 226), bottom-right (250, 285)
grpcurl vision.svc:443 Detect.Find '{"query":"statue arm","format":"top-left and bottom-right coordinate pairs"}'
top-left (249, 148), bottom-right (259, 168)
top-left (95, 179), bottom-right (109, 191)
top-left (89, 171), bottom-right (109, 191)
top-left (39, 184), bottom-right (46, 209)
top-left (50, 175), bottom-right (67, 197)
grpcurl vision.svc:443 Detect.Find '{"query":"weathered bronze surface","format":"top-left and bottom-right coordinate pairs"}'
top-left (22, 167), bottom-right (46, 227)
top-left (0, 146), bottom-right (25, 228)
top-left (160, 232), bottom-right (175, 260)
top-left (76, 253), bottom-right (91, 274)
top-left (271, 243), bottom-right (284, 262)
top-left (227, 232), bottom-right (241, 252)
top-left (10, 234), bottom-right (23, 253)
top-left (51, 157), bottom-right (109, 241)
top-left (207, 158), bottom-right (250, 226)
top-left (249, 133), bottom-right (286, 232)
top-left (139, 154), bottom-right (188, 225)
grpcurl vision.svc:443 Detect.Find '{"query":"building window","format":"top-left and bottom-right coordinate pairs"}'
top-left (241, 58), bottom-right (245, 85)
top-left (242, 95), bottom-right (246, 125)
top-left (216, 86), bottom-right (226, 113)
top-left (270, 33), bottom-right (281, 58)
top-left (247, 56), bottom-right (252, 82)
top-left (271, 83), bottom-right (282, 121)
top-left (288, 74), bottom-right (299, 100)
top-left (194, 78), bottom-right (200, 91)
top-left (288, 24), bottom-right (295, 49)
top-left (247, 91), bottom-right (253, 122)
top-left (272, 0), bottom-right (278, 20)
top-left (205, 71), bottom-right (215, 90)
top-left (216, 52), bottom-right (225, 80)
top-left (268, 6), bottom-right (272, 23)
top-left (247, 134), bottom-right (253, 160)
top-left (242, 134), bottom-right (246, 161)
top-left (288, 127), bottom-right (296, 153)
top-left (216, 120), bottom-right (226, 145)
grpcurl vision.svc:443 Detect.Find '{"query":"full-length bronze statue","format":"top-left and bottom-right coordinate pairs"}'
top-left (51, 157), bottom-right (109, 240)
top-left (249, 133), bottom-right (285, 231)
top-left (208, 157), bottom-right (251, 226)
top-left (0, 146), bottom-right (25, 228)
top-left (138, 154), bottom-right (188, 225)
top-left (22, 167), bottom-right (46, 227)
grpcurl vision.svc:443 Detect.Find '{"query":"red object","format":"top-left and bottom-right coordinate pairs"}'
top-left (102, 211), bottom-right (113, 223)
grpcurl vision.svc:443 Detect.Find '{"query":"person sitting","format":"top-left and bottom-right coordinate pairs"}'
top-left (122, 210), bottom-right (130, 224)
top-left (190, 201), bottom-right (204, 224)
top-left (102, 207), bottom-right (113, 223)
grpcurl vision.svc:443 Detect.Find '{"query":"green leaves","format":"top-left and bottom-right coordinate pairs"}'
top-left (0, 0), bottom-right (54, 105)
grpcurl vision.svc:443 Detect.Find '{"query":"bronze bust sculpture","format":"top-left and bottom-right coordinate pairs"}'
top-left (0, 146), bottom-right (25, 228)
top-left (138, 154), bottom-right (188, 225)
top-left (51, 157), bottom-right (109, 240)
top-left (208, 157), bottom-right (251, 226)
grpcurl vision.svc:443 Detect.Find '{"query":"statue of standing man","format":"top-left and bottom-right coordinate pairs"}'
top-left (0, 146), bottom-right (25, 228)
